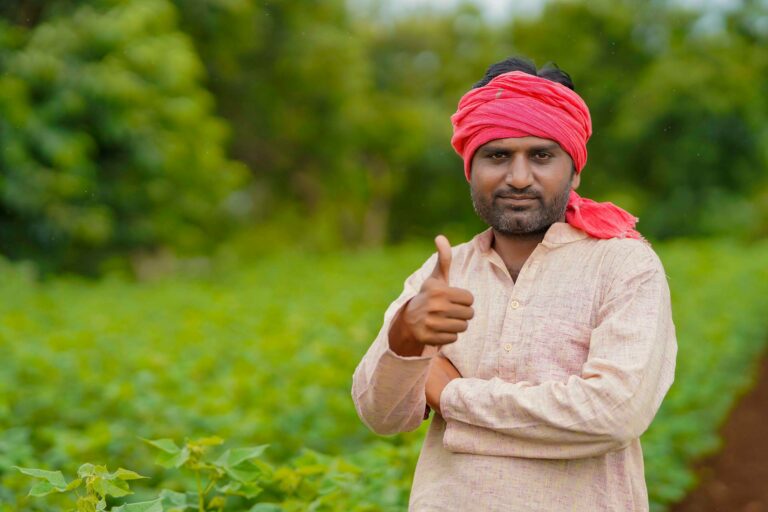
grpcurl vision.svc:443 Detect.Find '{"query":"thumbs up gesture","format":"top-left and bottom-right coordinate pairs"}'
top-left (398, 235), bottom-right (475, 347)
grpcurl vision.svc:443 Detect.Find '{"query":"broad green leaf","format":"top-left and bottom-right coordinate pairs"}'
top-left (159, 489), bottom-right (186, 502)
top-left (112, 498), bottom-right (164, 512)
top-left (208, 496), bottom-right (226, 509)
top-left (253, 460), bottom-right (275, 478)
top-left (78, 463), bottom-right (97, 478)
top-left (218, 480), bottom-right (264, 498)
top-left (217, 481), bottom-right (241, 493)
top-left (144, 439), bottom-right (180, 454)
top-left (215, 445), bottom-right (269, 468)
top-left (93, 477), bottom-right (132, 498)
top-left (28, 481), bottom-right (60, 497)
top-left (249, 504), bottom-right (283, 512)
top-left (113, 468), bottom-right (148, 481)
top-left (225, 465), bottom-right (262, 484)
top-left (155, 447), bottom-right (190, 469)
top-left (158, 489), bottom-right (189, 507)
top-left (14, 467), bottom-right (68, 488)
top-left (237, 483), bottom-right (264, 499)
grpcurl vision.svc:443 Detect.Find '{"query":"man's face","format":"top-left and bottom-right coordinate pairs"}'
top-left (470, 136), bottom-right (580, 236)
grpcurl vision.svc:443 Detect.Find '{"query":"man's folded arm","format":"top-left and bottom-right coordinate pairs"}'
top-left (351, 254), bottom-right (439, 435)
top-left (441, 249), bottom-right (677, 459)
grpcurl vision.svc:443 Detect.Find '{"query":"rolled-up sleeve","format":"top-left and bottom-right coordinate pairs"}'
top-left (440, 247), bottom-right (677, 459)
top-left (352, 254), bottom-right (439, 435)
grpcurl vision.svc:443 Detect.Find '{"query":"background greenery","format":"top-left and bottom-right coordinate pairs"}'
top-left (2, 0), bottom-right (768, 274)
top-left (1, 240), bottom-right (768, 510)
top-left (1, 0), bottom-right (767, 510)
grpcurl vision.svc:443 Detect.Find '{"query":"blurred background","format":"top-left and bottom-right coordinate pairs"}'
top-left (2, 0), bottom-right (767, 276)
top-left (1, 0), bottom-right (767, 511)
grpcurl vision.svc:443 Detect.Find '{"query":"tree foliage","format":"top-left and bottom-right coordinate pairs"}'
top-left (1, 0), bottom-right (767, 271)
top-left (508, 0), bottom-right (768, 238)
top-left (0, 0), bottom-right (246, 274)
top-left (170, 0), bottom-right (768, 246)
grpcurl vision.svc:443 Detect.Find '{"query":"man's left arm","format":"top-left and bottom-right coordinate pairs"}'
top-left (437, 246), bottom-right (677, 459)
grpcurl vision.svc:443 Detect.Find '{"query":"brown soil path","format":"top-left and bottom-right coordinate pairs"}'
top-left (672, 356), bottom-right (768, 512)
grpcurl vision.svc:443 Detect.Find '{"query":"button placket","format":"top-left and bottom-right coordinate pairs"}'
top-left (498, 248), bottom-right (546, 378)
top-left (503, 291), bottom-right (523, 357)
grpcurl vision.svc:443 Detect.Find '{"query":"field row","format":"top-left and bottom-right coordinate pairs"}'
top-left (1, 238), bottom-right (767, 510)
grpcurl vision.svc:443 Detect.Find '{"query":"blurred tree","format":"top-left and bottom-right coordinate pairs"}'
top-left (506, 0), bottom-right (768, 239)
top-left (365, 3), bottom-right (510, 243)
top-left (0, 0), bottom-right (247, 274)
top-left (2, 0), bottom-right (766, 264)
top-left (166, 0), bottom-right (385, 247)
top-left (168, 0), bottom-right (485, 247)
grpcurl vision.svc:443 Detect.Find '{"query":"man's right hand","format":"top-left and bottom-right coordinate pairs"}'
top-left (389, 235), bottom-right (475, 356)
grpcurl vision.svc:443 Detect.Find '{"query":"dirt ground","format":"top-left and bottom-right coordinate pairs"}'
top-left (672, 356), bottom-right (768, 512)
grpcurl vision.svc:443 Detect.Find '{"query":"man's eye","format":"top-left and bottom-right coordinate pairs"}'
top-left (534, 152), bottom-right (552, 160)
top-left (490, 152), bottom-right (507, 159)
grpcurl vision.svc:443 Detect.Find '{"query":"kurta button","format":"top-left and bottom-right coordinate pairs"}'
top-left (510, 300), bottom-right (520, 309)
top-left (503, 343), bottom-right (513, 352)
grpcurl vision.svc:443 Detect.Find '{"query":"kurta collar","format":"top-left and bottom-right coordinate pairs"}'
top-left (473, 222), bottom-right (589, 255)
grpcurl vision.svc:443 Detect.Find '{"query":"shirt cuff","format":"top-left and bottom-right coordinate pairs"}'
top-left (439, 377), bottom-right (464, 421)
top-left (383, 345), bottom-right (434, 361)
top-left (373, 345), bottom-right (434, 388)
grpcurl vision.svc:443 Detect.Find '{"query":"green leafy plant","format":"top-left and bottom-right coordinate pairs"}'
top-left (141, 437), bottom-right (381, 511)
top-left (144, 437), bottom-right (270, 510)
top-left (14, 437), bottom-right (395, 511)
top-left (3, 239), bottom-right (768, 511)
top-left (14, 464), bottom-right (159, 512)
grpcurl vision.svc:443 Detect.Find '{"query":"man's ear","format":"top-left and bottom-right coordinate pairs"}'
top-left (571, 168), bottom-right (581, 190)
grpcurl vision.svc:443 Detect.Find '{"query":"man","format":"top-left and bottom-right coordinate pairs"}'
top-left (351, 57), bottom-right (677, 511)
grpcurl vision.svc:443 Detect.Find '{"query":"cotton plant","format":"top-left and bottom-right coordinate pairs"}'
top-left (14, 463), bottom-right (160, 512)
top-left (14, 436), bottom-right (374, 512)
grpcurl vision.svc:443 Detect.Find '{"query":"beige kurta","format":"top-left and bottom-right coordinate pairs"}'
top-left (351, 222), bottom-right (677, 511)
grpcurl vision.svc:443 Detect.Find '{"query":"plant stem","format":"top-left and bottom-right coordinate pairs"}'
top-left (196, 469), bottom-right (205, 512)
top-left (204, 476), bottom-right (218, 495)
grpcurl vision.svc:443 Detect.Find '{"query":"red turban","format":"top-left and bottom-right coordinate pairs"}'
top-left (451, 71), bottom-right (642, 240)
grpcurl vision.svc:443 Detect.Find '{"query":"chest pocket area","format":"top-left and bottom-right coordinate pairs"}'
top-left (529, 318), bottom-right (592, 382)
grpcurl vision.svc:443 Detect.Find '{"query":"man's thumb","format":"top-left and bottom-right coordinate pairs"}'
top-left (432, 234), bottom-right (452, 283)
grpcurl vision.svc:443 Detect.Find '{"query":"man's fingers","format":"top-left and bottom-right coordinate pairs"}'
top-left (426, 318), bottom-right (468, 334)
top-left (445, 287), bottom-right (474, 306)
top-left (427, 332), bottom-right (459, 345)
top-left (432, 234), bottom-right (452, 283)
top-left (441, 304), bottom-right (475, 320)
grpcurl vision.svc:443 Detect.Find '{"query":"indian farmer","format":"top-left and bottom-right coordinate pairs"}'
top-left (351, 56), bottom-right (677, 511)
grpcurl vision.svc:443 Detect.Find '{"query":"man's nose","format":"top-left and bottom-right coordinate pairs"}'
top-left (504, 156), bottom-right (534, 189)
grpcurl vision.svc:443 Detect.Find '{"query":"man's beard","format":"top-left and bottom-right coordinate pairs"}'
top-left (471, 182), bottom-right (572, 236)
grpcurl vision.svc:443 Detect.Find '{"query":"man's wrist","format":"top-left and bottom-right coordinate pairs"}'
top-left (388, 300), bottom-right (425, 357)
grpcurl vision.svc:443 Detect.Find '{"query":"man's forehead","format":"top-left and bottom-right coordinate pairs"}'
top-left (478, 136), bottom-right (564, 152)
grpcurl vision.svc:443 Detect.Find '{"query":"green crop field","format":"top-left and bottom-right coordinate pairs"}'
top-left (1, 239), bottom-right (767, 511)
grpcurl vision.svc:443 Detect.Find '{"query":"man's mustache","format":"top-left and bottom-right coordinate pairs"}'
top-left (495, 189), bottom-right (541, 200)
